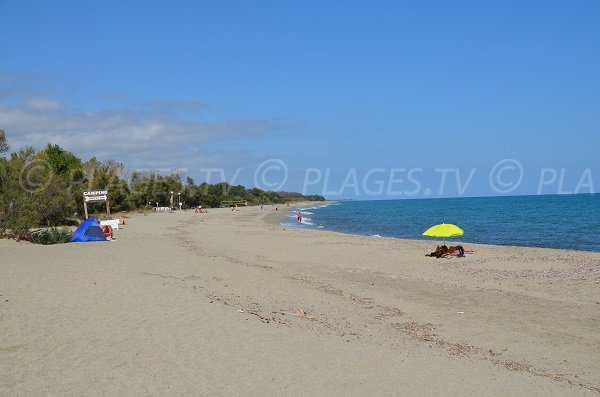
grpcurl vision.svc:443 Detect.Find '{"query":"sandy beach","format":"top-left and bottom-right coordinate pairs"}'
top-left (1, 205), bottom-right (599, 396)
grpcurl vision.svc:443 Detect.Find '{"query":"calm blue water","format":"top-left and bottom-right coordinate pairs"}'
top-left (283, 194), bottom-right (600, 252)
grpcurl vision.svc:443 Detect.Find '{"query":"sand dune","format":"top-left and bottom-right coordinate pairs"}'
top-left (1, 206), bottom-right (599, 396)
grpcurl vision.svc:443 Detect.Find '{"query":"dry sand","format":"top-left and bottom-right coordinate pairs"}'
top-left (1, 205), bottom-right (599, 396)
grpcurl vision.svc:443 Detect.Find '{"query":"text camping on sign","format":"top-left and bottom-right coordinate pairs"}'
top-left (83, 190), bottom-right (108, 203)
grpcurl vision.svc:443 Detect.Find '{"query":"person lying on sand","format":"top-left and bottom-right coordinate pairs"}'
top-left (426, 245), bottom-right (473, 258)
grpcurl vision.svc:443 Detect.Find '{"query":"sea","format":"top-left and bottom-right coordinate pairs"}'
top-left (282, 194), bottom-right (600, 252)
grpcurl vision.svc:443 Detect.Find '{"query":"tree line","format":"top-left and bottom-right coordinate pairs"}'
top-left (0, 130), bottom-right (324, 232)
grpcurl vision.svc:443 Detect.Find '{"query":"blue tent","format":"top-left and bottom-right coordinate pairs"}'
top-left (70, 217), bottom-right (108, 242)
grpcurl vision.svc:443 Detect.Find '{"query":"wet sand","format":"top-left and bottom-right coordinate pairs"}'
top-left (1, 206), bottom-right (599, 396)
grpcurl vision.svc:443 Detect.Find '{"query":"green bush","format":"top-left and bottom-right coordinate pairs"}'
top-left (30, 227), bottom-right (72, 245)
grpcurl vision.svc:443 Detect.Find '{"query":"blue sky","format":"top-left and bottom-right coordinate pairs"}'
top-left (1, 1), bottom-right (599, 198)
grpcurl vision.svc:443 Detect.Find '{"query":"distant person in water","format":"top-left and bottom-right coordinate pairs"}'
top-left (297, 211), bottom-right (302, 223)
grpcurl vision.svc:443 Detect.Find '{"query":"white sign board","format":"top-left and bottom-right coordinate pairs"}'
top-left (84, 195), bottom-right (107, 202)
top-left (84, 190), bottom-right (108, 202)
top-left (100, 219), bottom-right (120, 230)
top-left (83, 190), bottom-right (110, 219)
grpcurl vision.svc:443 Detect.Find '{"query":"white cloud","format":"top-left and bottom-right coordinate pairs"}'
top-left (25, 98), bottom-right (65, 111)
top-left (0, 71), bottom-right (35, 82)
top-left (103, 93), bottom-right (209, 112)
top-left (0, 86), bottom-right (280, 174)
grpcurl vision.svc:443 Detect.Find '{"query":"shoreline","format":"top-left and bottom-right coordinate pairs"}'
top-left (1, 208), bottom-right (598, 395)
top-left (274, 202), bottom-right (600, 255)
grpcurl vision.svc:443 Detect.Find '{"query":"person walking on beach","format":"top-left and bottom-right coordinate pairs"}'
top-left (297, 211), bottom-right (302, 224)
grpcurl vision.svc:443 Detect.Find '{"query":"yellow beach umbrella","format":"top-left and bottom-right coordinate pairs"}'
top-left (422, 223), bottom-right (464, 245)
